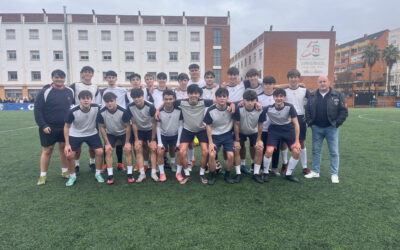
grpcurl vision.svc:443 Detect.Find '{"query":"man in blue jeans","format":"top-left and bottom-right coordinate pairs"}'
top-left (305, 75), bottom-right (348, 183)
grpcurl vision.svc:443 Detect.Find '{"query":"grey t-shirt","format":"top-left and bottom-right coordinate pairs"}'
top-left (233, 106), bottom-right (266, 135)
top-left (203, 104), bottom-right (233, 135)
top-left (174, 98), bottom-right (213, 132)
top-left (70, 82), bottom-right (100, 105)
top-left (97, 105), bottom-right (130, 136)
top-left (157, 107), bottom-right (183, 136)
top-left (126, 100), bottom-right (156, 131)
top-left (65, 104), bottom-right (100, 137)
top-left (266, 102), bottom-right (298, 126)
top-left (201, 86), bottom-right (218, 100)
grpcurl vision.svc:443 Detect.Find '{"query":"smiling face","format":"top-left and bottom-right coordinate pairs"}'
top-left (189, 68), bottom-right (200, 81)
top-left (52, 75), bottom-right (65, 88)
top-left (179, 79), bottom-right (188, 90)
top-left (263, 83), bottom-right (274, 94)
top-left (248, 75), bottom-right (259, 88)
top-left (130, 77), bottom-right (141, 89)
top-left (228, 74), bottom-right (239, 86)
top-left (163, 94), bottom-right (175, 109)
top-left (188, 92), bottom-right (200, 105)
top-left (273, 94), bottom-right (285, 107)
top-left (106, 76), bottom-right (117, 87)
top-left (81, 70), bottom-right (93, 83)
top-left (145, 76), bottom-right (154, 88)
top-left (157, 78), bottom-right (167, 89)
top-left (79, 96), bottom-right (92, 109)
top-left (288, 76), bottom-right (300, 88)
top-left (133, 95), bottom-right (144, 107)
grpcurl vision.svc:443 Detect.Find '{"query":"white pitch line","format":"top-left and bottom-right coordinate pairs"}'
top-left (0, 126), bottom-right (37, 133)
top-left (358, 114), bottom-right (400, 124)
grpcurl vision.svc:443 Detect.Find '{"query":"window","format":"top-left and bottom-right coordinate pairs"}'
top-left (241, 61), bottom-right (243, 69)
top-left (125, 51), bottom-right (134, 61)
top-left (147, 31), bottom-right (156, 41)
top-left (213, 69), bottom-right (221, 84)
top-left (124, 31), bottom-right (134, 41)
top-left (7, 50), bottom-right (17, 60)
top-left (169, 72), bottom-right (179, 81)
top-left (52, 29), bottom-right (62, 40)
top-left (169, 52), bottom-right (178, 61)
top-left (168, 31), bottom-right (178, 41)
top-left (5, 89), bottom-right (22, 98)
top-left (8, 71), bottom-right (18, 81)
top-left (29, 29), bottom-right (39, 39)
top-left (6, 29), bottom-right (16, 40)
top-left (356, 72), bottom-right (363, 78)
top-left (125, 72), bottom-right (135, 81)
top-left (213, 29), bottom-right (221, 46)
top-left (254, 53), bottom-right (256, 63)
top-left (31, 71), bottom-right (41, 81)
top-left (245, 58), bottom-right (247, 67)
top-left (191, 32), bottom-right (200, 41)
top-left (213, 49), bottom-right (221, 66)
top-left (79, 51), bottom-right (89, 61)
top-left (30, 50), bottom-right (40, 61)
top-left (53, 51), bottom-right (63, 60)
top-left (102, 72), bottom-right (108, 81)
top-left (101, 30), bottom-right (111, 41)
top-left (147, 52), bottom-right (156, 61)
top-left (78, 30), bottom-right (88, 40)
top-left (249, 56), bottom-right (251, 65)
top-left (259, 49), bottom-right (262, 60)
top-left (102, 51), bottom-right (112, 61)
top-left (191, 52), bottom-right (200, 62)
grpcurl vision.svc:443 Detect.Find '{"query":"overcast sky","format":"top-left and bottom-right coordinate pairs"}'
top-left (1, 0), bottom-right (399, 55)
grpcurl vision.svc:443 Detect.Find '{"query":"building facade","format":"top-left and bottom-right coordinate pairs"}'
top-left (388, 28), bottom-right (400, 96)
top-left (0, 13), bottom-right (230, 100)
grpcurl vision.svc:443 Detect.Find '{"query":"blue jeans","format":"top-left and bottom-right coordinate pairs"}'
top-left (311, 125), bottom-right (339, 175)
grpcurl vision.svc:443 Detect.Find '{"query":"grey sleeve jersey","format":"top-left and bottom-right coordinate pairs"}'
top-left (227, 82), bottom-right (245, 103)
top-left (201, 87), bottom-right (218, 100)
top-left (127, 101), bottom-right (155, 131)
top-left (175, 99), bottom-right (213, 133)
top-left (237, 107), bottom-right (264, 135)
top-left (97, 105), bottom-right (129, 136)
top-left (203, 105), bottom-right (233, 135)
top-left (175, 90), bottom-right (188, 100)
top-left (266, 103), bottom-right (298, 126)
top-left (101, 87), bottom-right (129, 107)
top-left (188, 79), bottom-right (206, 88)
top-left (65, 104), bottom-right (100, 137)
top-left (284, 87), bottom-right (308, 115)
top-left (158, 108), bottom-right (182, 136)
top-left (71, 82), bottom-right (99, 105)
top-left (258, 93), bottom-right (275, 132)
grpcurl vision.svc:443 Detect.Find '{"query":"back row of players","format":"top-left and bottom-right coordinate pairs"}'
top-left (35, 64), bottom-right (311, 186)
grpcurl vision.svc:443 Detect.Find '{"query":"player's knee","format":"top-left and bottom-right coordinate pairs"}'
top-left (94, 148), bottom-right (103, 155)
top-left (43, 146), bottom-right (54, 155)
top-left (227, 152), bottom-right (234, 160)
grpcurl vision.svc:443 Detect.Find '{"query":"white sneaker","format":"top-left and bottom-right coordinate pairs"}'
top-left (136, 174), bottom-right (146, 183)
top-left (151, 173), bottom-right (159, 182)
top-left (331, 174), bottom-right (339, 183)
top-left (270, 169), bottom-right (281, 176)
top-left (305, 171), bottom-right (320, 179)
top-left (188, 165), bottom-right (192, 172)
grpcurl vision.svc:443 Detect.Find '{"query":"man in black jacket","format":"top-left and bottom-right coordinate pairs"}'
top-left (305, 75), bottom-right (348, 183)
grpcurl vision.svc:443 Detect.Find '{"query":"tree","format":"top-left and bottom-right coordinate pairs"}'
top-left (362, 43), bottom-right (380, 93)
top-left (382, 44), bottom-right (400, 94)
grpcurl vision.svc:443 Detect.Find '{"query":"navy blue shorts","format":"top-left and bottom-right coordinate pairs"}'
top-left (107, 133), bottom-right (127, 147)
top-left (298, 115), bottom-right (307, 140)
top-left (180, 128), bottom-right (208, 144)
top-left (267, 124), bottom-right (296, 149)
top-left (39, 126), bottom-right (65, 147)
top-left (69, 134), bottom-right (103, 151)
top-left (239, 133), bottom-right (258, 147)
top-left (161, 134), bottom-right (178, 151)
top-left (138, 130), bottom-right (153, 142)
top-left (212, 131), bottom-right (234, 152)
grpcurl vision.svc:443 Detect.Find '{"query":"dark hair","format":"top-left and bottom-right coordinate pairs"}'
top-left (144, 73), bottom-right (154, 79)
top-left (130, 88), bottom-right (144, 98)
top-left (78, 90), bottom-right (93, 100)
top-left (187, 84), bottom-right (203, 95)
top-left (178, 73), bottom-right (189, 81)
top-left (243, 90), bottom-right (258, 101)
top-left (287, 69), bottom-right (301, 79)
top-left (204, 71), bottom-right (215, 78)
top-left (105, 70), bottom-right (117, 77)
top-left (157, 72), bottom-right (167, 80)
top-left (51, 69), bottom-right (66, 78)
top-left (128, 73), bottom-right (141, 81)
top-left (227, 67), bottom-right (239, 75)
top-left (103, 92), bottom-right (117, 102)
top-left (246, 68), bottom-right (259, 78)
top-left (263, 76), bottom-right (276, 84)
top-left (188, 64), bottom-right (200, 70)
top-left (273, 88), bottom-right (286, 97)
top-left (80, 66), bottom-right (94, 74)
top-left (215, 87), bottom-right (229, 97)
top-left (163, 89), bottom-right (176, 99)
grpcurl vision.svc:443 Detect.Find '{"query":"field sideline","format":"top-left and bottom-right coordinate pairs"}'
top-left (0, 108), bottom-right (399, 249)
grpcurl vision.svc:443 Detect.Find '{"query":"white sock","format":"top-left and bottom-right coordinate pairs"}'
top-left (199, 167), bottom-right (205, 175)
top-left (62, 168), bottom-right (68, 173)
top-left (286, 157), bottom-right (299, 175)
top-left (251, 159), bottom-right (254, 164)
top-left (144, 161), bottom-right (149, 166)
top-left (75, 160), bottom-right (79, 166)
top-left (263, 156), bottom-right (272, 173)
top-left (158, 164), bottom-right (165, 174)
top-left (140, 168), bottom-right (145, 175)
top-left (90, 158), bottom-right (95, 164)
top-left (240, 159), bottom-right (246, 166)
top-left (40, 172), bottom-right (47, 177)
top-left (95, 169), bottom-right (101, 175)
top-left (176, 165), bottom-right (182, 174)
top-left (70, 173), bottom-right (76, 178)
top-left (184, 168), bottom-right (190, 176)
top-left (127, 166), bottom-right (133, 174)
top-left (281, 149), bottom-right (288, 164)
top-left (107, 168), bottom-right (113, 176)
top-left (151, 168), bottom-right (156, 174)
top-left (254, 164), bottom-right (261, 175)
top-left (170, 157), bottom-right (176, 164)
top-left (235, 165), bottom-right (241, 174)
top-left (300, 148), bottom-right (307, 168)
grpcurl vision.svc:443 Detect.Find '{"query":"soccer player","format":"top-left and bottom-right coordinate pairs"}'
top-left (202, 71), bottom-right (218, 100)
top-left (188, 64), bottom-right (206, 88)
top-left (126, 88), bottom-right (158, 182)
top-left (175, 73), bottom-right (189, 100)
top-left (70, 66), bottom-right (100, 174)
top-left (281, 69), bottom-right (311, 175)
top-left (34, 70), bottom-right (74, 185)
top-left (151, 72), bottom-right (168, 109)
top-left (261, 88), bottom-right (301, 183)
top-left (97, 92), bottom-right (133, 184)
top-left (225, 67), bottom-right (246, 103)
top-left (156, 90), bottom-right (183, 181)
top-left (204, 88), bottom-right (236, 185)
top-left (243, 68), bottom-right (264, 95)
top-left (128, 73), bottom-right (153, 104)
top-left (144, 73), bottom-right (155, 90)
top-left (64, 90), bottom-right (104, 186)
top-left (233, 90), bottom-right (265, 183)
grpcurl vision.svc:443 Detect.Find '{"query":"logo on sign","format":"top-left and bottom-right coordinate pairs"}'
top-left (301, 41), bottom-right (320, 58)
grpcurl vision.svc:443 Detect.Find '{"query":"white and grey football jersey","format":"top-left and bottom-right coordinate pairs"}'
top-left (188, 79), bottom-right (206, 88)
top-left (284, 86), bottom-right (310, 115)
top-left (201, 86), bottom-right (218, 100)
top-left (70, 82), bottom-right (100, 105)
top-left (204, 104), bottom-right (233, 135)
top-left (244, 79), bottom-right (264, 95)
top-left (157, 107), bottom-right (183, 136)
top-left (127, 87), bottom-right (151, 105)
top-left (97, 105), bottom-right (130, 136)
top-left (258, 93), bottom-right (275, 132)
top-left (65, 104), bottom-right (100, 137)
top-left (266, 102), bottom-right (297, 126)
top-left (233, 106), bottom-right (265, 135)
top-left (174, 98), bottom-right (214, 132)
top-left (227, 82), bottom-right (245, 103)
top-left (99, 87), bottom-right (129, 108)
top-left (126, 101), bottom-right (156, 131)
top-left (175, 89), bottom-right (188, 100)
top-left (151, 88), bottom-right (165, 109)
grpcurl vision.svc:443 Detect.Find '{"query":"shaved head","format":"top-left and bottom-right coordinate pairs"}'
top-left (318, 75), bottom-right (330, 93)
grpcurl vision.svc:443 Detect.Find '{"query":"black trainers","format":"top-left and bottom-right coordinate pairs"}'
top-left (262, 173), bottom-right (269, 182)
top-left (89, 163), bottom-right (96, 173)
top-left (252, 174), bottom-right (264, 184)
top-left (208, 172), bottom-right (217, 185)
top-left (233, 174), bottom-right (242, 183)
top-left (285, 175), bottom-right (299, 183)
top-left (224, 176), bottom-right (235, 184)
top-left (75, 166), bottom-right (80, 176)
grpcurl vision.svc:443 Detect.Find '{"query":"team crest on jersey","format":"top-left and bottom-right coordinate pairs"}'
top-left (333, 98), bottom-right (339, 105)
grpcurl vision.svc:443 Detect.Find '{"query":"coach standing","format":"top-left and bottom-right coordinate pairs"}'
top-left (304, 75), bottom-right (348, 183)
top-left (34, 70), bottom-right (74, 185)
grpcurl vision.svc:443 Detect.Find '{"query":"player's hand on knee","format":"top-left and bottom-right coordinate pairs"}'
top-left (105, 144), bottom-right (113, 153)
top-left (234, 141), bottom-right (241, 151)
top-left (255, 140), bottom-right (264, 151)
top-left (134, 141), bottom-right (142, 151)
top-left (149, 141), bottom-right (157, 151)
top-left (64, 144), bottom-right (72, 156)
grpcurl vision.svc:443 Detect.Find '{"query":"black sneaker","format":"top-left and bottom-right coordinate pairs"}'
top-left (75, 166), bottom-right (80, 176)
top-left (208, 172), bottom-right (217, 185)
top-left (262, 173), bottom-right (269, 182)
top-left (233, 174), bottom-right (242, 183)
top-left (89, 163), bottom-right (96, 173)
top-left (251, 163), bottom-right (254, 173)
top-left (164, 156), bottom-right (170, 169)
top-left (224, 171), bottom-right (234, 184)
top-left (107, 175), bottom-right (114, 184)
top-left (285, 175), bottom-right (299, 183)
top-left (252, 174), bottom-right (264, 184)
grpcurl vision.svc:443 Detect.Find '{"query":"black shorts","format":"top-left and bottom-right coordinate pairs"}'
top-left (239, 133), bottom-right (258, 147)
top-left (161, 134), bottom-right (178, 151)
top-left (298, 115), bottom-right (307, 140)
top-left (180, 128), bottom-right (208, 144)
top-left (39, 126), bottom-right (65, 147)
top-left (107, 133), bottom-right (127, 147)
top-left (69, 134), bottom-right (103, 151)
top-left (138, 130), bottom-right (153, 142)
top-left (212, 131), bottom-right (234, 152)
top-left (267, 124), bottom-right (296, 149)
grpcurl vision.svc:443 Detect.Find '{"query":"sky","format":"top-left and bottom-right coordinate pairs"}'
top-left (1, 0), bottom-right (399, 56)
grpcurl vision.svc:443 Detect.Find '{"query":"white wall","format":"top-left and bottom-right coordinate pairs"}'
top-left (230, 41), bottom-right (264, 80)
